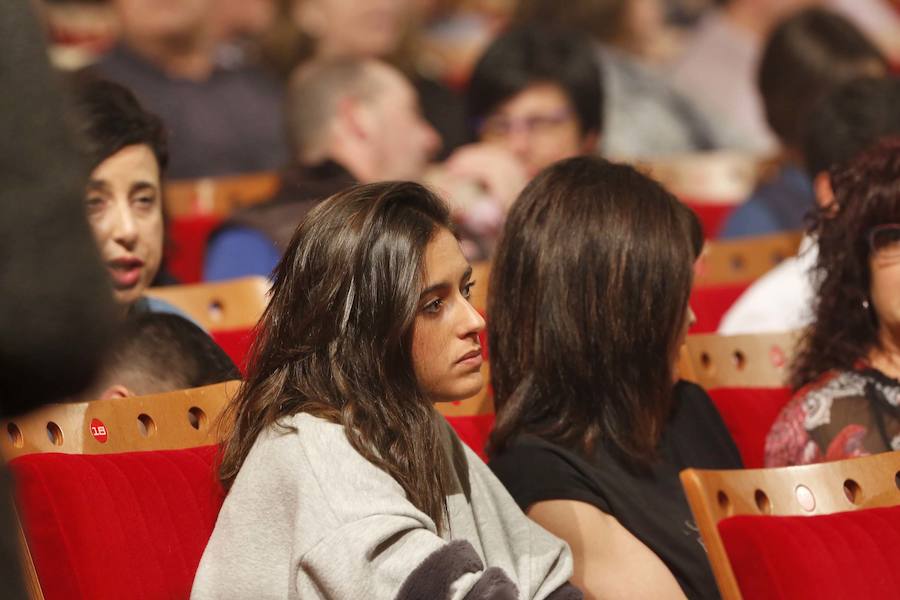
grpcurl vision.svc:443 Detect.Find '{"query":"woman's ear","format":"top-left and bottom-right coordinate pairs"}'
top-left (99, 384), bottom-right (132, 400)
top-left (814, 171), bottom-right (837, 213)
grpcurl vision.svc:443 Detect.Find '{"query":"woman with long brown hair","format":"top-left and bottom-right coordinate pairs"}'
top-left (191, 181), bottom-right (579, 599)
top-left (487, 156), bottom-right (742, 600)
top-left (766, 137), bottom-right (900, 467)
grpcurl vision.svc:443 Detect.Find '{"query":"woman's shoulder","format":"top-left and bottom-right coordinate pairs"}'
top-left (251, 412), bottom-right (364, 466)
top-left (794, 368), bottom-right (873, 403)
top-left (488, 435), bottom-right (609, 513)
top-left (132, 295), bottom-right (205, 330)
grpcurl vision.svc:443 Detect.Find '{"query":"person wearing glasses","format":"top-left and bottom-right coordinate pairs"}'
top-left (465, 26), bottom-right (602, 179)
top-left (765, 137), bottom-right (900, 467)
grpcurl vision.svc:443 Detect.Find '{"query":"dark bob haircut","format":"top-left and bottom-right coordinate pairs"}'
top-left (466, 25), bottom-right (603, 138)
top-left (758, 7), bottom-right (886, 151)
top-left (487, 156), bottom-right (702, 464)
top-left (73, 77), bottom-right (169, 173)
top-left (791, 137), bottom-right (900, 390)
top-left (804, 76), bottom-right (900, 178)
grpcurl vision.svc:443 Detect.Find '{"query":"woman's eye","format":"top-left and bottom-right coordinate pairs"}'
top-left (85, 196), bottom-right (104, 212)
top-left (134, 195), bottom-right (156, 209)
top-left (462, 281), bottom-right (475, 299)
top-left (423, 298), bottom-right (443, 314)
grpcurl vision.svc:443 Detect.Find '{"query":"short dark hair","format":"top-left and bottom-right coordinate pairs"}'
top-left (73, 77), bottom-right (169, 173)
top-left (487, 156), bottom-right (702, 464)
top-left (96, 313), bottom-right (239, 396)
top-left (791, 137), bottom-right (900, 390)
top-left (758, 8), bottom-right (887, 151)
top-left (512, 0), bottom-right (628, 46)
top-left (804, 76), bottom-right (900, 177)
top-left (466, 25), bottom-right (603, 138)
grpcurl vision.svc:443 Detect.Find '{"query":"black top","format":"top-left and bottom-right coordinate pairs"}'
top-left (489, 381), bottom-right (742, 600)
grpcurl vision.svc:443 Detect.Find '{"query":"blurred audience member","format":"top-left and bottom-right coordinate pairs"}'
top-left (204, 58), bottom-right (440, 280)
top-left (466, 26), bottom-right (601, 178)
top-left (260, 0), bottom-right (468, 157)
top-left (74, 78), bottom-right (196, 322)
top-left (511, 0), bottom-right (729, 158)
top-left (78, 313), bottom-right (239, 402)
top-left (212, 0), bottom-right (277, 48)
top-left (766, 138), bottom-right (900, 466)
top-left (90, 0), bottom-right (287, 179)
top-left (488, 157), bottom-right (741, 600)
top-left (668, 0), bottom-right (820, 154)
top-left (719, 76), bottom-right (900, 335)
top-left (1, 4), bottom-right (117, 596)
top-left (719, 8), bottom-right (887, 239)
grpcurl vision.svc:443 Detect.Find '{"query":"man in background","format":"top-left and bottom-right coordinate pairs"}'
top-left (203, 57), bottom-right (442, 280)
top-left (91, 0), bottom-right (287, 179)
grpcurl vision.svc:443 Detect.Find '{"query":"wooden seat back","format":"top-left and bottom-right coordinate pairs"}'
top-left (694, 231), bottom-right (803, 287)
top-left (681, 451), bottom-right (900, 599)
top-left (145, 276), bottom-right (269, 331)
top-left (164, 171), bottom-right (280, 218)
top-left (1, 381), bottom-right (240, 461)
top-left (2, 382), bottom-right (239, 600)
top-left (684, 331), bottom-right (800, 389)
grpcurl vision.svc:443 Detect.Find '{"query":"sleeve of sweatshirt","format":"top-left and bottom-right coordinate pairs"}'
top-left (192, 414), bottom-right (580, 600)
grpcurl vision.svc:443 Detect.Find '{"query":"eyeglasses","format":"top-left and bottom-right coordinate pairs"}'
top-left (868, 224), bottom-right (900, 261)
top-left (477, 107), bottom-right (575, 139)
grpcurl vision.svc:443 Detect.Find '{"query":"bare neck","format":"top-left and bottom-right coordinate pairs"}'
top-left (869, 326), bottom-right (900, 380)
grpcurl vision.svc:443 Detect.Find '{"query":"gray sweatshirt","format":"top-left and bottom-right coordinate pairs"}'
top-left (191, 412), bottom-right (580, 599)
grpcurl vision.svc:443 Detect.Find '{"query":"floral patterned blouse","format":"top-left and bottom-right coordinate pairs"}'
top-left (764, 364), bottom-right (900, 467)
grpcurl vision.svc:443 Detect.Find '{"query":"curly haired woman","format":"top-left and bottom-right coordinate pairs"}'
top-left (765, 137), bottom-right (900, 466)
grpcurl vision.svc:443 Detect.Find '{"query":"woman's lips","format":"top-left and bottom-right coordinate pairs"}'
top-left (107, 258), bottom-right (144, 289)
top-left (456, 348), bottom-right (484, 368)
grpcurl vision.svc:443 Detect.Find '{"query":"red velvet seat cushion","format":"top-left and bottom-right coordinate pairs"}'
top-left (719, 505), bottom-right (900, 599)
top-left (210, 327), bottom-right (255, 377)
top-left (167, 215), bottom-right (223, 284)
top-left (682, 199), bottom-right (736, 239)
top-left (689, 282), bottom-right (751, 334)
top-left (446, 414), bottom-right (496, 461)
top-left (709, 387), bottom-right (792, 468)
top-left (10, 446), bottom-right (224, 600)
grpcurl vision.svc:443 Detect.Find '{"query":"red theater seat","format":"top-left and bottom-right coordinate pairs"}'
top-left (683, 200), bottom-right (735, 239)
top-left (167, 215), bottom-right (223, 284)
top-left (689, 283), bottom-right (750, 333)
top-left (211, 327), bottom-right (256, 376)
top-left (10, 446), bottom-right (224, 600)
top-left (681, 449), bottom-right (900, 600)
top-left (0, 382), bottom-right (237, 600)
top-left (708, 387), bottom-right (792, 468)
top-left (719, 506), bottom-right (900, 600)
top-left (445, 414), bottom-right (496, 461)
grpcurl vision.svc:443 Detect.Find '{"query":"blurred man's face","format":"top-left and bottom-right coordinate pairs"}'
top-left (365, 65), bottom-right (441, 181)
top-left (477, 83), bottom-right (595, 178)
top-left (113, 0), bottom-right (214, 42)
top-left (296, 0), bottom-right (410, 59)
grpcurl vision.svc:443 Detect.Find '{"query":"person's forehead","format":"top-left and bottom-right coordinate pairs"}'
top-left (493, 82), bottom-right (573, 115)
top-left (422, 229), bottom-right (467, 284)
top-left (91, 144), bottom-right (160, 180)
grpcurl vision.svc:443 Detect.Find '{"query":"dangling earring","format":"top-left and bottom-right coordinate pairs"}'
top-left (863, 299), bottom-right (871, 310)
